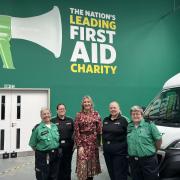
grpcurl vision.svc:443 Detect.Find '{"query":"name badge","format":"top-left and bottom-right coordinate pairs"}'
top-left (41, 130), bottom-right (49, 136)
top-left (114, 122), bottom-right (120, 125)
top-left (61, 140), bottom-right (66, 144)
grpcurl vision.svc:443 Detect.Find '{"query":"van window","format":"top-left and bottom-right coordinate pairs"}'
top-left (144, 88), bottom-right (180, 127)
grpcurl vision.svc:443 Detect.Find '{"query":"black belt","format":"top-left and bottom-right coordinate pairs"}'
top-left (36, 148), bottom-right (59, 153)
top-left (129, 154), bottom-right (156, 160)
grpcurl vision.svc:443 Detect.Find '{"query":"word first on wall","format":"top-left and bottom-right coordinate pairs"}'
top-left (69, 8), bottom-right (117, 75)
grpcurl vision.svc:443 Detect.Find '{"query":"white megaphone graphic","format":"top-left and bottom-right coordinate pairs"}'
top-left (0, 6), bottom-right (62, 69)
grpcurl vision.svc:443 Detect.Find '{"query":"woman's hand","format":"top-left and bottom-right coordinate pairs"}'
top-left (78, 147), bottom-right (84, 156)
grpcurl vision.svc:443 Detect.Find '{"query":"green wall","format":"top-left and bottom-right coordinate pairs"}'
top-left (0, 0), bottom-right (179, 119)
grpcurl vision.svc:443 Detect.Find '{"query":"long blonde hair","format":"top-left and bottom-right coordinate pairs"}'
top-left (81, 95), bottom-right (94, 112)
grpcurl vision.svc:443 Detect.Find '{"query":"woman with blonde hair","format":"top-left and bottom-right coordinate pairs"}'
top-left (74, 96), bottom-right (102, 180)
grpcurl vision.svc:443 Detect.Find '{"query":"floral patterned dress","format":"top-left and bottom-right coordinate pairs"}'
top-left (74, 111), bottom-right (102, 180)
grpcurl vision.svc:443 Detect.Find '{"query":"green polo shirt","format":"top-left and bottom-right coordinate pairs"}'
top-left (127, 119), bottom-right (161, 157)
top-left (29, 121), bottom-right (60, 151)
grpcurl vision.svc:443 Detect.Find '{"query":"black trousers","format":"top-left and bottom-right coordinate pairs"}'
top-left (58, 146), bottom-right (74, 180)
top-left (86, 178), bottom-right (93, 180)
top-left (129, 155), bottom-right (159, 180)
top-left (104, 152), bottom-right (128, 180)
top-left (35, 150), bottom-right (59, 180)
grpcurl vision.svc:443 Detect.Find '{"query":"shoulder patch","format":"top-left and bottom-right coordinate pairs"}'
top-left (144, 119), bottom-right (152, 123)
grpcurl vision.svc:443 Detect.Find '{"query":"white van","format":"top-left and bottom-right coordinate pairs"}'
top-left (144, 73), bottom-right (180, 180)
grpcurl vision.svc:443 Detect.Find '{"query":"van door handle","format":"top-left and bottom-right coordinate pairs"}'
top-left (11, 122), bottom-right (16, 127)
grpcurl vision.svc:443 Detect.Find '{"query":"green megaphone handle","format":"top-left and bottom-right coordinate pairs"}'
top-left (0, 15), bottom-right (15, 69)
top-left (0, 40), bottom-right (15, 69)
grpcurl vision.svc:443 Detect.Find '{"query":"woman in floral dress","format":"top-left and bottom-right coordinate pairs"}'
top-left (74, 96), bottom-right (102, 180)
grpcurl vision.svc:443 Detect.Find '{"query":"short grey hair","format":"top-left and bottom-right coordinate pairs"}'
top-left (130, 105), bottom-right (143, 115)
top-left (40, 107), bottom-right (51, 115)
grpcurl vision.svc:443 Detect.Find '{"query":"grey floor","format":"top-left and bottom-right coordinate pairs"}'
top-left (0, 150), bottom-right (131, 180)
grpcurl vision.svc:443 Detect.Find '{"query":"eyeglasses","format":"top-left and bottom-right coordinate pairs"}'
top-left (58, 108), bottom-right (65, 110)
top-left (131, 112), bottom-right (142, 116)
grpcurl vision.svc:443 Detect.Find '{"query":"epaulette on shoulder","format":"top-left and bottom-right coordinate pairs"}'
top-left (144, 119), bottom-right (153, 123)
top-left (51, 116), bottom-right (56, 120)
top-left (32, 124), bottom-right (40, 131)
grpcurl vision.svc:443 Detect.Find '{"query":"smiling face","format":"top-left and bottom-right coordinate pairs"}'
top-left (130, 106), bottom-right (144, 125)
top-left (131, 110), bottom-right (143, 124)
top-left (109, 102), bottom-right (120, 118)
top-left (41, 108), bottom-right (51, 124)
top-left (57, 104), bottom-right (66, 118)
top-left (82, 97), bottom-right (92, 112)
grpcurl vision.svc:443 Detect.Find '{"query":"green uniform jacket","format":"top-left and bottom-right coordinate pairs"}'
top-left (127, 119), bottom-right (162, 157)
top-left (29, 121), bottom-right (60, 151)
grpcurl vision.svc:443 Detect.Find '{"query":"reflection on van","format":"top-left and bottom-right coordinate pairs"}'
top-left (144, 73), bottom-right (180, 180)
top-left (145, 89), bottom-right (180, 126)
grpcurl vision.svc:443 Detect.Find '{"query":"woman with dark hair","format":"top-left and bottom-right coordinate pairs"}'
top-left (74, 96), bottom-right (102, 180)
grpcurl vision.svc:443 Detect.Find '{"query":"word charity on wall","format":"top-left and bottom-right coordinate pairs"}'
top-left (69, 8), bottom-right (117, 75)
